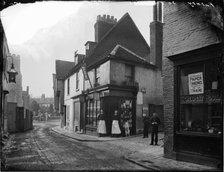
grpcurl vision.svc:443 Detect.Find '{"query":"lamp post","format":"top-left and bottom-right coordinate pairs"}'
top-left (6, 55), bottom-right (18, 83)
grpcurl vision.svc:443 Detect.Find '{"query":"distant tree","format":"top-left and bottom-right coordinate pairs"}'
top-left (31, 100), bottom-right (40, 114)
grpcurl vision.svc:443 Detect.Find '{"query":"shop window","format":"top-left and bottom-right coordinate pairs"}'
top-left (86, 99), bottom-right (100, 127)
top-left (179, 60), bottom-right (222, 134)
top-left (125, 64), bottom-right (134, 82)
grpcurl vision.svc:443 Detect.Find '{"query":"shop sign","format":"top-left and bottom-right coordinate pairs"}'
top-left (188, 72), bottom-right (204, 95)
top-left (137, 92), bottom-right (143, 105)
top-left (205, 91), bottom-right (221, 103)
top-left (180, 95), bottom-right (204, 104)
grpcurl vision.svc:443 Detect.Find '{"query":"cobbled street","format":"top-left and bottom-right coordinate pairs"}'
top-left (4, 119), bottom-right (147, 171)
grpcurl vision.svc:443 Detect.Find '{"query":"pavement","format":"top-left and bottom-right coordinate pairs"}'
top-left (52, 126), bottom-right (220, 171)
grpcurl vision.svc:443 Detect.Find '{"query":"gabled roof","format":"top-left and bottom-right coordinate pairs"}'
top-left (55, 60), bottom-right (75, 80)
top-left (86, 13), bottom-right (150, 69)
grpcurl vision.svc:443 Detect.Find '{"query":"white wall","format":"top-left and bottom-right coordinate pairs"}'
top-left (85, 61), bottom-right (110, 89)
top-left (64, 68), bottom-right (84, 131)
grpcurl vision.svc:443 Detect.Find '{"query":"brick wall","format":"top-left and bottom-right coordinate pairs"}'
top-left (162, 2), bottom-right (221, 157)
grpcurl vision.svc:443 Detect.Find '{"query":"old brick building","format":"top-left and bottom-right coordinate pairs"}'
top-left (163, 2), bottom-right (223, 167)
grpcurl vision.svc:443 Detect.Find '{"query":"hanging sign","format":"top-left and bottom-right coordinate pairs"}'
top-left (188, 72), bottom-right (204, 95)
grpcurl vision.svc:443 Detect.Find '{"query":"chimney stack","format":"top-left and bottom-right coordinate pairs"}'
top-left (94, 14), bottom-right (117, 43)
top-left (150, 2), bottom-right (163, 70)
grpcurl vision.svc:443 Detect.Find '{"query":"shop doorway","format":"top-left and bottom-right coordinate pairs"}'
top-left (101, 96), bottom-right (136, 136)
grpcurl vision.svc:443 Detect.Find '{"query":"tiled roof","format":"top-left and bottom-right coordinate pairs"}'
top-left (85, 13), bottom-right (150, 69)
top-left (55, 60), bottom-right (75, 80)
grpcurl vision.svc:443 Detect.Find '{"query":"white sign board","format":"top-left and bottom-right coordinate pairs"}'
top-left (188, 72), bottom-right (204, 95)
top-left (137, 92), bottom-right (143, 105)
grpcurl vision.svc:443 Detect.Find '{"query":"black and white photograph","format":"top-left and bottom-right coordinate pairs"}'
top-left (1, 0), bottom-right (223, 171)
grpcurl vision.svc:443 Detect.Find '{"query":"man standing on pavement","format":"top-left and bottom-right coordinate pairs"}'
top-left (150, 112), bottom-right (161, 145)
top-left (142, 113), bottom-right (150, 138)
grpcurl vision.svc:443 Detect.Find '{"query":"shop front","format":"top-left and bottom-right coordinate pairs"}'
top-left (84, 84), bottom-right (138, 136)
top-left (169, 43), bottom-right (223, 165)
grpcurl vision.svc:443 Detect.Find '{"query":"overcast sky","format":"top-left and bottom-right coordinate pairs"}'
top-left (1, 1), bottom-right (155, 98)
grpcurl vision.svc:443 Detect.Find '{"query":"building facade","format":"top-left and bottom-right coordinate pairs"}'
top-left (163, 2), bottom-right (223, 167)
top-left (6, 54), bottom-right (23, 133)
top-left (53, 60), bottom-right (75, 128)
top-left (1, 19), bottom-right (10, 134)
top-left (63, 8), bottom-right (164, 136)
top-left (63, 55), bottom-right (85, 132)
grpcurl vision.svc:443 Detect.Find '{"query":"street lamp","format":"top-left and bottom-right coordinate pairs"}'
top-left (6, 56), bottom-right (18, 83)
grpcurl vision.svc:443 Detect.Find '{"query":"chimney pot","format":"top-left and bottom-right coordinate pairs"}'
top-left (103, 14), bottom-right (106, 20)
top-left (107, 15), bottom-right (110, 20)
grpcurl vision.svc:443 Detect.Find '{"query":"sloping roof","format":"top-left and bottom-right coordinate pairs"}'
top-left (110, 44), bottom-right (147, 63)
top-left (85, 13), bottom-right (150, 69)
top-left (55, 60), bottom-right (75, 80)
top-left (110, 44), bottom-right (156, 69)
top-left (64, 58), bottom-right (84, 80)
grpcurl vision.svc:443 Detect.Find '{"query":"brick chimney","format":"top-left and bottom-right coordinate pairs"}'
top-left (94, 14), bottom-right (117, 43)
top-left (150, 2), bottom-right (163, 70)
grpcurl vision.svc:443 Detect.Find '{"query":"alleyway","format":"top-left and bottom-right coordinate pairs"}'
top-left (4, 120), bottom-right (147, 171)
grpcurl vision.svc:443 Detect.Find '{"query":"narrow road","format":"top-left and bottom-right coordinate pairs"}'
top-left (5, 120), bottom-right (146, 171)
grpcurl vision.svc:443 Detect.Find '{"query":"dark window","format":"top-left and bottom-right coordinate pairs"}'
top-left (67, 78), bottom-right (70, 95)
top-left (76, 71), bottom-right (79, 90)
top-left (178, 60), bottom-right (222, 134)
top-left (125, 64), bottom-right (134, 82)
top-left (95, 67), bottom-right (100, 86)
